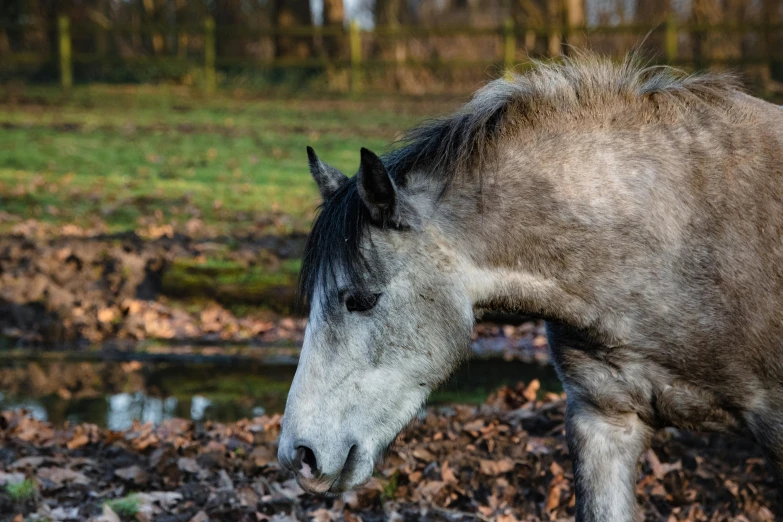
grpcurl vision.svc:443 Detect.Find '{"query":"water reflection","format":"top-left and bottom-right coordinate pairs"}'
top-left (0, 357), bottom-right (560, 430)
top-left (0, 390), bottom-right (264, 430)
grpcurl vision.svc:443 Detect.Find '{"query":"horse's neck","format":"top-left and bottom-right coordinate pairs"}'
top-left (434, 169), bottom-right (618, 342)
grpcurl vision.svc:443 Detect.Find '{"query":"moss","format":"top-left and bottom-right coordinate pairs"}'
top-left (161, 258), bottom-right (300, 312)
top-left (381, 471), bottom-right (399, 501)
top-left (5, 479), bottom-right (37, 502)
top-left (105, 494), bottom-right (140, 518)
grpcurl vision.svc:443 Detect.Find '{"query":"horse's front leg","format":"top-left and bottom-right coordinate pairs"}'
top-left (566, 396), bottom-right (652, 522)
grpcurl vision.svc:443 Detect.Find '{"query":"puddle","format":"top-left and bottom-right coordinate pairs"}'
top-left (0, 354), bottom-right (560, 430)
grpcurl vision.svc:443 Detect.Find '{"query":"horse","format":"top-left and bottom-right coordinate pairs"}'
top-left (277, 54), bottom-right (783, 521)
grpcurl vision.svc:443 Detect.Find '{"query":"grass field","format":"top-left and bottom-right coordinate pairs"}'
top-left (0, 85), bottom-right (454, 236)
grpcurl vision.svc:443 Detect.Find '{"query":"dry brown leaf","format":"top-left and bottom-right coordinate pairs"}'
top-left (250, 446), bottom-right (276, 467)
top-left (177, 457), bottom-right (202, 474)
top-left (645, 449), bottom-right (664, 479)
top-left (411, 448), bottom-right (435, 461)
top-left (37, 467), bottom-right (90, 486)
top-left (189, 511), bottom-right (209, 522)
top-left (523, 379), bottom-right (540, 402)
top-left (11, 456), bottom-right (47, 470)
top-left (479, 458), bottom-right (514, 476)
top-left (96, 504), bottom-right (121, 522)
top-left (0, 471), bottom-right (26, 486)
top-left (343, 511), bottom-right (363, 522)
top-left (114, 465), bottom-right (149, 485)
top-left (415, 480), bottom-right (445, 500)
top-left (441, 461), bottom-right (458, 484)
top-left (309, 508), bottom-right (333, 522)
top-left (545, 476), bottom-right (565, 512)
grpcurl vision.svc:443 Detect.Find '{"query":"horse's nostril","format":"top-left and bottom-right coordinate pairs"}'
top-left (295, 444), bottom-right (319, 476)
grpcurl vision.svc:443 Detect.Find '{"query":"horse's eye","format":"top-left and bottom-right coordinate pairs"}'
top-left (345, 293), bottom-right (381, 313)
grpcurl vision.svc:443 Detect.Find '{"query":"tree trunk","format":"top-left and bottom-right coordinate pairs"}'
top-left (141, 0), bottom-right (164, 55)
top-left (635, 0), bottom-right (669, 24)
top-left (375, 0), bottom-right (414, 26)
top-left (271, 0), bottom-right (313, 59)
top-left (510, 0), bottom-right (546, 56)
top-left (564, 0), bottom-right (585, 50)
top-left (547, 0), bottom-right (563, 56)
top-left (690, 0), bottom-right (722, 70)
top-left (761, 0), bottom-right (782, 85)
top-left (322, 0), bottom-right (344, 61)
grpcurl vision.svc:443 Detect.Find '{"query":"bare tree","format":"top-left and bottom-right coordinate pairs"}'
top-left (510, 0), bottom-right (547, 55)
top-left (271, 0), bottom-right (314, 59)
top-left (322, 0), bottom-right (344, 60)
top-left (375, 0), bottom-right (415, 26)
top-left (564, 0), bottom-right (585, 50)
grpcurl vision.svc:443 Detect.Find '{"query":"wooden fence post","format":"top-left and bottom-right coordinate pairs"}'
top-left (204, 16), bottom-right (217, 94)
top-left (665, 13), bottom-right (678, 64)
top-left (504, 18), bottom-right (516, 79)
top-left (58, 14), bottom-right (72, 90)
top-left (349, 19), bottom-right (362, 94)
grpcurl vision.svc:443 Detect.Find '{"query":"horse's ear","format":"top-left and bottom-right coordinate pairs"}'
top-left (307, 146), bottom-right (347, 199)
top-left (357, 147), bottom-right (397, 218)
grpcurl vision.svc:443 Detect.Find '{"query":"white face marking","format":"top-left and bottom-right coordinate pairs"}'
top-left (278, 220), bottom-right (477, 493)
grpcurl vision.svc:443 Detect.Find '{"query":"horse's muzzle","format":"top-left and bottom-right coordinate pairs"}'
top-left (278, 436), bottom-right (363, 494)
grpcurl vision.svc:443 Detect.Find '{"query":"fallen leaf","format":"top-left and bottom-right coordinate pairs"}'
top-left (416, 480), bottom-right (445, 500)
top-left (96, 504), bottom-right (121, 522)
top-left (479, 458), bottom-right (515, 476)
top-left (441, 461), bottom-right (458, 484)
top-left (66, 433), bottom-right (89, 450)
top-left (177, 457), bottom-right (202, 474)
top-left (50, 506), bottom-right (81, 520)
top-left (523, 379), bottom-right (540, 402)
top-left (545, 475), bottom-right (565, 512)
top-left (189, 511), bottom-right (209, 522)
top-left (115, 465), bottom-right (149, 485)
top-left (11, 456), bottom-right (47, 469)
top-left (411, 448), bottom-right (435, 461)
top-left (37, 467), bottom-right (90, 487)
top-left (250, 446), bottom-right (276, 467)
top-left (0, 471), bottom-right (25, 486)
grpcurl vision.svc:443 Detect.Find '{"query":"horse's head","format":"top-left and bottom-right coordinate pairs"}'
top-left (277, 147), bottom-right (475, 494)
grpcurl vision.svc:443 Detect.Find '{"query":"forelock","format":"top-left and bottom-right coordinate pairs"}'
top-left (298, 177), bottom-right (382, 310)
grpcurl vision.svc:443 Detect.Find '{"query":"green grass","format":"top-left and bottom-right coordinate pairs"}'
top-left (0, 85), bottom-right (446, 236)
top-left (5, 478), bottom-right (37, 501)
top-left (105, 494), bottom-right (140, 518)
top-left (381, 471), bottom-right (399, 501)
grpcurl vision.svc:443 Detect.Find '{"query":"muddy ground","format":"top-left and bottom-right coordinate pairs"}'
top-left (0, 382), bottom-right (779, 522)
top-left (0, 229), bottom-right (307, 347)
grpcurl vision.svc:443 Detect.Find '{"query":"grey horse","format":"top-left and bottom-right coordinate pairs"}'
top-left (278, 54), bottom-right (783, 521)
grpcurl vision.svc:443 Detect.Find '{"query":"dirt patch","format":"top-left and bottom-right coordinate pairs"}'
top-left (0, 233), bottom-right (307, 347)
top-left (0, 382), bottom-right (777, 521)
